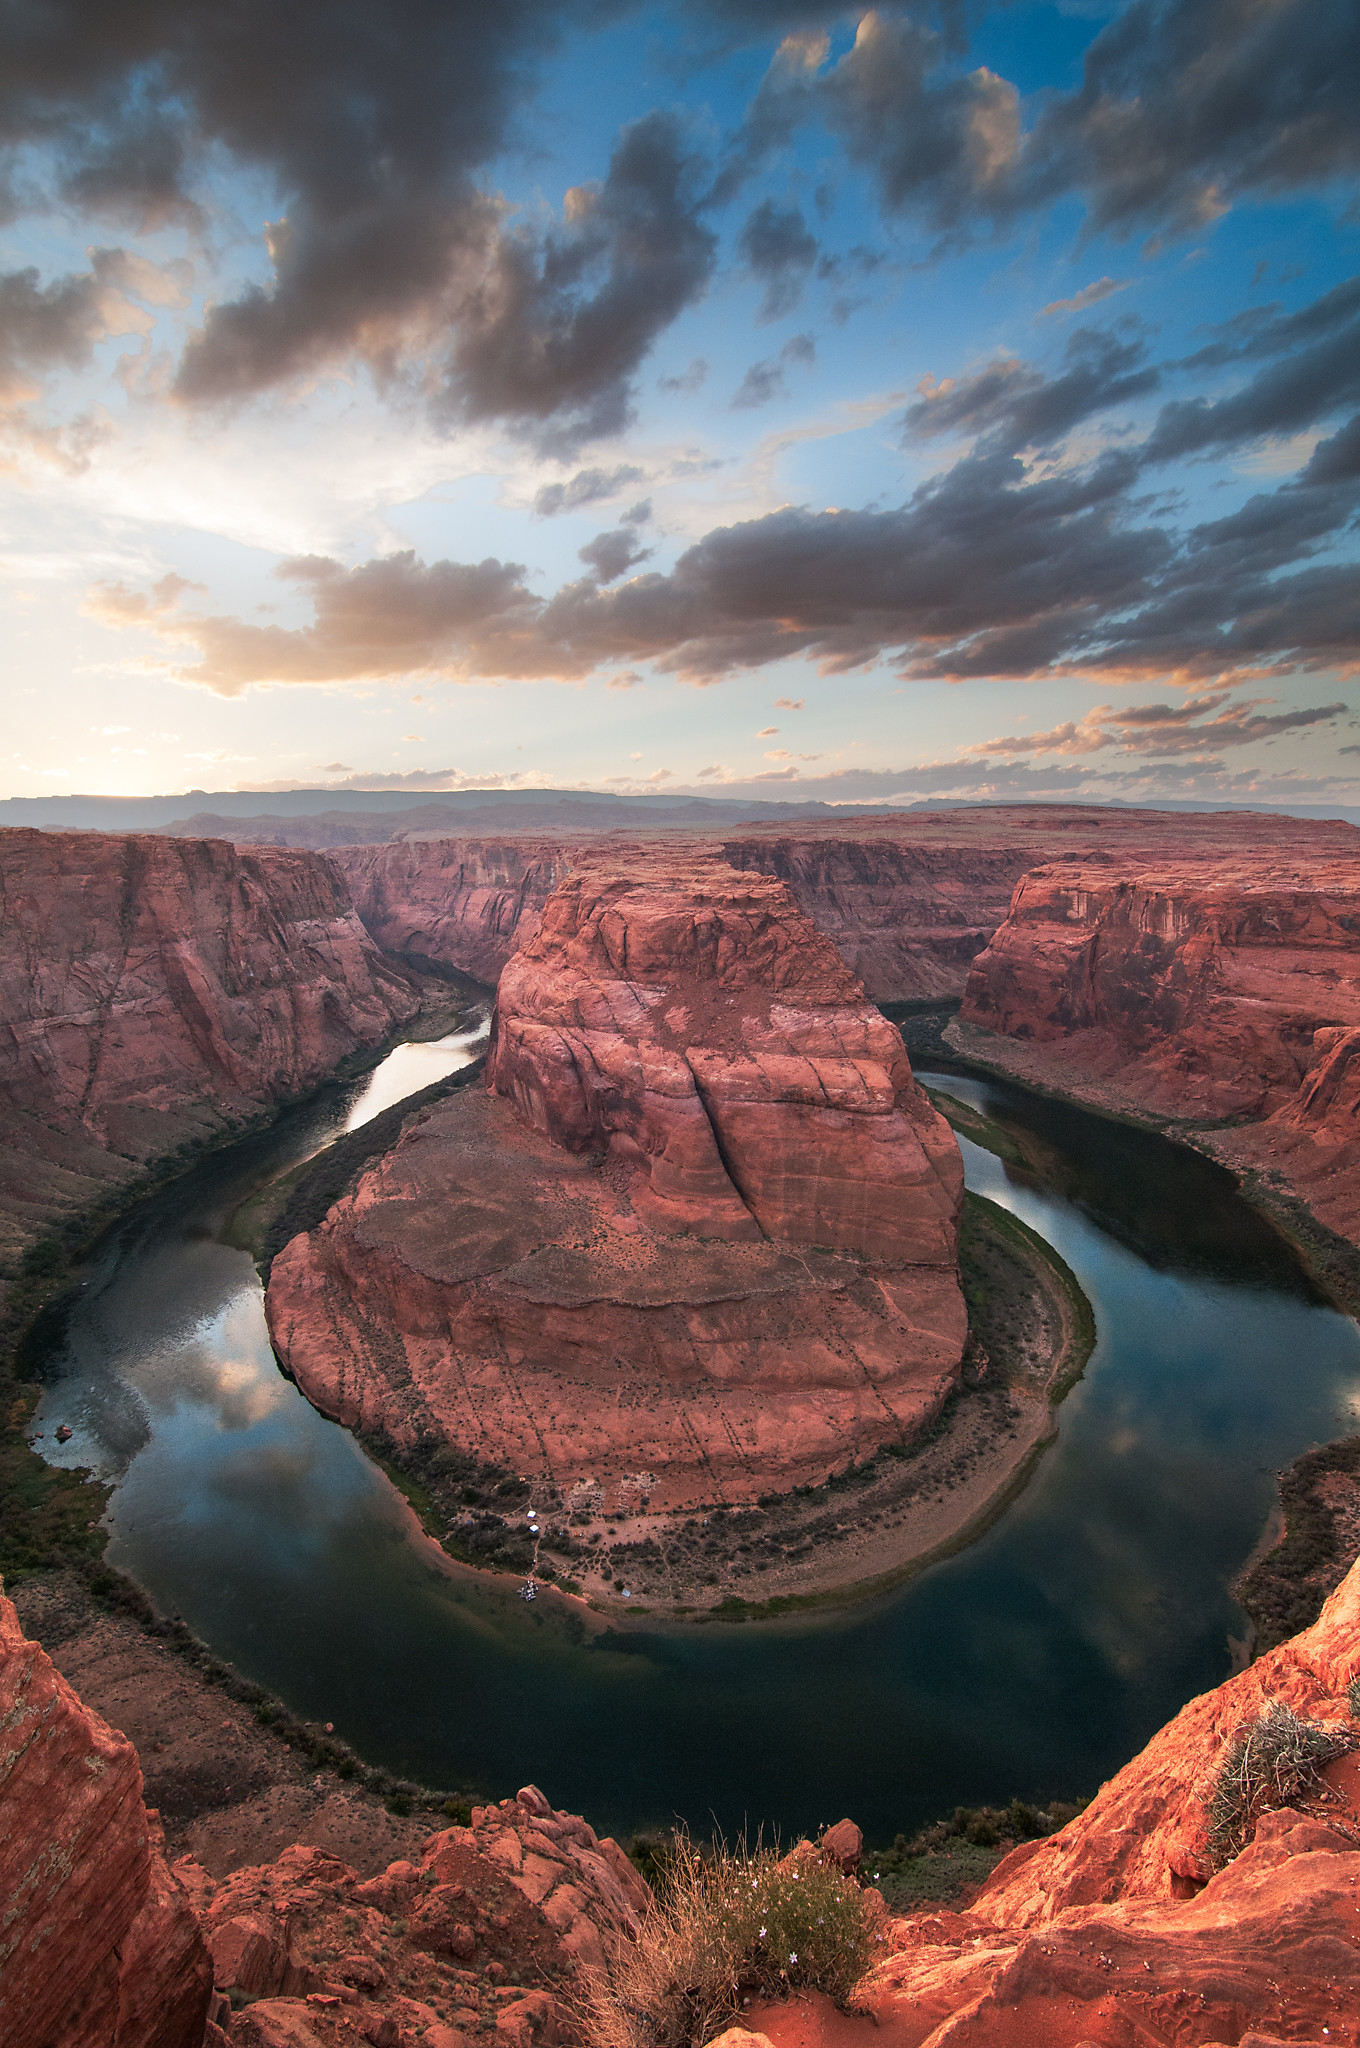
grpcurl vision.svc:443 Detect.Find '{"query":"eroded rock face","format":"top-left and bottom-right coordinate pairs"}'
top-left (962, 855), bottom-right (1360, 1119)
top-left (335, 839), bottom-right (568, 986)
top-left (0, 828), bottom-right (418, 1281)
top-left (0, 1591), bottom-right (211, 2048)
top-left (867, 1557), bottom-right (1360, 2047)
top-left (267, 855), bottom-right (965, 1511)
top-left (180, 1786), bottom-right (650, 2047)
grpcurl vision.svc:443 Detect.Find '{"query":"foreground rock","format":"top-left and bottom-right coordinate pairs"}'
top-left (268, 854), bottom-right (966, 1551)
top-left (863, 1555), bottom-right (1360, 2046)
top-left (0, 1588), bottom-right (211, 2048)
top-left (182, 1785), bottom-right (650, 2047)
top-left (0, 829), bottom-right (418, 1288)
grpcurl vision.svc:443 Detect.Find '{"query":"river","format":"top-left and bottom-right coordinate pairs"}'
top-left (28, 1039), bottom-right (1360, 1844)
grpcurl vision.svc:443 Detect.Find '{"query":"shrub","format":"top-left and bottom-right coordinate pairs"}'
top-left (582, 1833), bottom-right (874, 2048)
top-left (1204, 1700), bottom-right (1353, 1867)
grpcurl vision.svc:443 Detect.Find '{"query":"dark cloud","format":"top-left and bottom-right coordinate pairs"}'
top-left (1300, 414), bottom-right (1360, 486)
top-left (728, 0), bottom-right (1360, 245)
top-left (732, 330), bottom-right (815, 407)
top-left (657, 356), bottom-right (709, 395)
top-left (1179, 275), bottom-right (1360, 370)
top-left (1142, 295), bottom-right (1360, 464)
top-left (533, 464), bottom-right (646, 517)
top-left (966, 690), bottom-right (1346, 759)
top-left (0, 4), bottom-right (715, 443)
top-left (578, 528), bottom-right (653, 581)
top-left (737, 197), bottom-right (819, 321)
top-left (1018, 0), bottom-right (1360, 241)
top-left (622, 498), bottom-right (653, 524)
top-left (435, 111), bottom-right (718, 450)
top-left (904, 324), bottom-right (1159, 453)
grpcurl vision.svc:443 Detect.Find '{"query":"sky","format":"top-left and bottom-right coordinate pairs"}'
top-left (2, 0), bottom-right (1358, 810)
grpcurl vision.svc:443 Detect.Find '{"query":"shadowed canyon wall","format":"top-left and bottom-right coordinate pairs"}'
top-left (0, 829), bottom-right (419, 1284)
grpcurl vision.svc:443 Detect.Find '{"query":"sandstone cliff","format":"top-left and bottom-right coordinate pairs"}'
top-left (862, 1554), bottom-right (1360, 2046)
top-left (721, 837), bottom-right (1039, 1003)
top-left (0, 829), bottom-right (419, 1280)
top-left (334, 838), bottom-right (568, 987)
top-left (960, 855), bottom-right (1360, 1123)
top-left (267, 855), bottom-right (966, 1530)
top-left (0, 1589), bottom-right (211, 2048)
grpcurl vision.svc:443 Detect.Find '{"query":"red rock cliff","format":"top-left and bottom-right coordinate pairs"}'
top-left (0, 829), bottom-right (419, 1280)
top-left (267, 854), bottom-right (966, 1515)
top-left (865, 1555), bottom-right (1360, 2045)
top-left (334, 838), bottom-right (568, 987)
top-left (0, 1590), bottom-right (212, 2048)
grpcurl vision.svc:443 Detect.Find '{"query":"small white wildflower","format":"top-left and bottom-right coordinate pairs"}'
top-left (789, 1952), bottom-right (797, 1964)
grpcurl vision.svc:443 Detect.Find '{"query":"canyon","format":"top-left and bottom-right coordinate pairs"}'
top-left (0, 830), bottom-right (420, 1292)
top-left (265, 853), bottom-right (971, 1554)
top-left (6, 1549), bottom-right (1360, 2046)
top-left (956, 847), bottom-right (1360, 1267)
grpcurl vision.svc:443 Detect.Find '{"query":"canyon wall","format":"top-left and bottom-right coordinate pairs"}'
top-left (0, 829), bottom-right (419, 1280)
top-left (957, 850), bottom-right (1360, 1253)
top-left (720, 837), bottom-right (1037, 1002)
top-left (0, 1589), bottom-right (211, 2048)
top-left (267, 853), bottom-right (966, 1518)
top-left (333, 838), bottom-right (568, 987)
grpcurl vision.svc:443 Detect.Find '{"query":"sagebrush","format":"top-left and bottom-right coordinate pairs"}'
top-left (583, 1833), bottom-right (876, 2048)
top-left (1204, 1700), bottom-right (1353, 1867)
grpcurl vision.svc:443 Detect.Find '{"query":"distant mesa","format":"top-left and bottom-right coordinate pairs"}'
top-left (266, 853), bottom-right (967, 1516)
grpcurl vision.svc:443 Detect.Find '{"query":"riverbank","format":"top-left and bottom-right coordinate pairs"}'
top-left (337, 1178), bottom-right (1095, 1627)
top-left (944, 1015), bottom-right (1360, 1316)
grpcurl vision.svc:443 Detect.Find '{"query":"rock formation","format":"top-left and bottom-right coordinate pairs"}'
top-left (861, 1554), bottom-right (1360, 2045)
top-left (0, 1589), bottom-right (212, 2048)
top-left (267, 854), bottom-right (966, 1518)
top-left (334, 838), bottom-right (568, 987)
top-left (956, 849), bottom-right (1360, 1268)
top-left (720, 837), bottom-right (1041, 1003)
top-left (960, 854), bottom-right (1360, 1122)
top-left (0, 829), bottom-right (419, 1285)
top-left (180, 1785), bottom-right (651, 2047)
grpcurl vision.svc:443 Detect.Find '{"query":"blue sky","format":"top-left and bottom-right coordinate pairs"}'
top-left (2, 0), bottom-right (1357, 807)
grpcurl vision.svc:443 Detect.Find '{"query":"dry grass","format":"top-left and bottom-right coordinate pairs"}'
top-left (582, 1833), bottom-right (876, 2048)
top-left (1204, 1700), bottom-right (1354, 1868)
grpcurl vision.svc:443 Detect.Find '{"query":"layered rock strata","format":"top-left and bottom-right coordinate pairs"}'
top-left (961, 855), bottom-right (1360, 1122)
top-left (334, 838), bottom-right (568, 987)
top-left (267, 856), bottom-right (966, 1516)
top-left (862, 1555), bottom-right (1360, 2046)
top-left (0, 1589), bottom-right (211, 2048)
top-left (0, 828), bottom-right (418, 1282)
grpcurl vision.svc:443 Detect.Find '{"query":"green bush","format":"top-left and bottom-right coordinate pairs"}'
top-left (1204, 1700), bottom-right (1354, 1867)
top-left (583, 1834), bottom-right (874, 2048)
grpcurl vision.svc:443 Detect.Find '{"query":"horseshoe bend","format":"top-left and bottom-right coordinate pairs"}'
top-left (264, 854), bottom-right (986, 1566)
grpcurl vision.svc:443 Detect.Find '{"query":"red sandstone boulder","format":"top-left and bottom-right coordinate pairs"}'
top-left (268, 854), bottom-right (966, 1510)
top-left (0, 1590), bottom-right (212, 2048)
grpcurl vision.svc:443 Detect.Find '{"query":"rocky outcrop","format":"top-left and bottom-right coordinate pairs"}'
top-left (865, 1556), bottom-right (1360, 2046)
top-left (177, 1785), bottom-right (650, 2047)
top-left (0, 829), bottom-right (418, 1280)
top-left (0, 1589), bottom-right (212, 2048)
top-left (267, 854), bottom-right (966, 1523)
top-left (334, 838), bottom-right (567, 986)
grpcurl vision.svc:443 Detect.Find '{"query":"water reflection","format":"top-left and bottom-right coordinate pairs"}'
top-left (27, 1051), bottom-right (1360, 1841)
